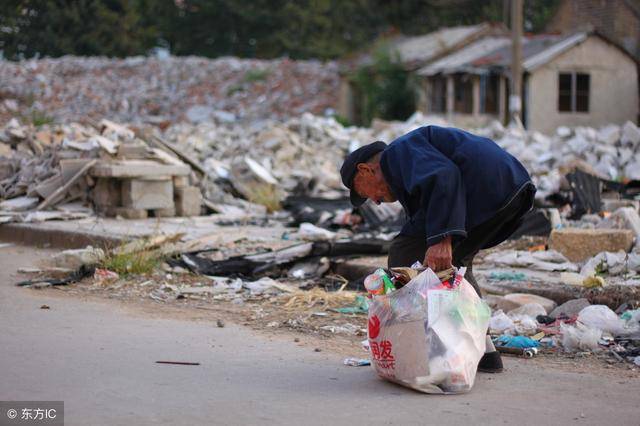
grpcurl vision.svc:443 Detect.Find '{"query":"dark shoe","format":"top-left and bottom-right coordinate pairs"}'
top-left (478, 351), bottom-right (504, 373)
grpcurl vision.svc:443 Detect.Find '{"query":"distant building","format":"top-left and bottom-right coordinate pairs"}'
top-left (416, 31), bottom-right (639, 133)
top-left (337, 23), bottom-right (507, 124)
top-left (546, 0), bottom-right (640, 60)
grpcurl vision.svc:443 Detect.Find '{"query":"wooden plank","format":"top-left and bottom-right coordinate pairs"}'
top-left (151, 135), bottom-right (207, 175)
top-left (37, 159), bottom-right (97, 210)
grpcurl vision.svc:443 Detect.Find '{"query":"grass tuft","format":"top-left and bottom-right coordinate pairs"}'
top-left (244, 183), bottom-right (282, 213)
top-left (101, 249), bottom-right (163, 276)
top-left (243, 69), bottom-right (270, 83)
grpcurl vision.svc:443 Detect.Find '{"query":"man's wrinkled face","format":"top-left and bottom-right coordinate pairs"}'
top-left (353, 162), bottom-right (396, 205)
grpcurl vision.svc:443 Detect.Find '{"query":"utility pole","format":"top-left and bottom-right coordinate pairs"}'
top-left (510, 0), bottom-right (523, 123)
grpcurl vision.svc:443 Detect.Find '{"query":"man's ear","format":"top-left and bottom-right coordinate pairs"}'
top-left (356, 163), bottom-right (373, 175)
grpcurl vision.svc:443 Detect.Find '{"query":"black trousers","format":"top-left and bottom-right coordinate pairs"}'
top-left (387, 184), bottom-right (535, 296)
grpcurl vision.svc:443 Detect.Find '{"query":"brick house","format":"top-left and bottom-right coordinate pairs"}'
top-left (546, 0), bottom-right (640, 59)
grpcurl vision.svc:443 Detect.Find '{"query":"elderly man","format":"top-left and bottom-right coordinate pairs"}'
top-left (340, 125), bottom-right (535, 372)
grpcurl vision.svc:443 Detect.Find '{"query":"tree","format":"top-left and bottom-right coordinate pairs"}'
top-left (0, 0), bottom-right (156, 59)
top-left (351, 43), bottom-right (417, 125)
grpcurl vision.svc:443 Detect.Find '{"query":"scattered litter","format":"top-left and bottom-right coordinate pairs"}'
top-left (343, 358), bottom-right (371, 367)
top-left (489, 310), bottom-right (515, 334)
top-left (561, 322), bottom-right (602, 351)
top-left (93, 268), bottom-right (119, 283)
top-left (331, 295), bottom-right (369, 314)
top-left (155, 361), bottom-right (200, 366)
top-left (51, 246), bottom-right (104, 270)
top-left (578, 305), bottom-right (627, 335)
top-left (494, 335), bottom-right (540, 349)
top-left (488, 271), bottom-right (526, 281)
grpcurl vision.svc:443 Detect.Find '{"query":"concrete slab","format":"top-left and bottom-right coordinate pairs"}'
top-left (90, 160), bottom-right (190, 178)
top-left (122, 179), bottom-right (174, 210)
top-left (0, 216), bottom-right (289, 249)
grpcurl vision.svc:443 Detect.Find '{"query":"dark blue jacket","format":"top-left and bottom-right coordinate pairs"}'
top-left (379, 126), bottom-right (533, 246)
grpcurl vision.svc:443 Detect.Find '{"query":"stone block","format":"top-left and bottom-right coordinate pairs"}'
top-left (550, 298), bottom-right (591, 318)
top-left (175, 186), bottom-right (202, 217)
top-left (153, 206), bottom-right (176, 217)
top-left (92, 178), bottom-right (121, 211)
top-left (122, 179), bottom-right (173, 210)
top-left (549, 228), bottom-right (634, 262)
top-left (117, 143), bottom-right (151, 159)
top-left (503, 293), bottom-right (557, 314)
top-left (173, 175), bottom-right (189, 188)
top-left (115, 207), bottom-right (148, 219)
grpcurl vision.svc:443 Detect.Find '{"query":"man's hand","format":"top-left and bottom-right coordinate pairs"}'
top-left (424, 236), bottom-right (452, 271)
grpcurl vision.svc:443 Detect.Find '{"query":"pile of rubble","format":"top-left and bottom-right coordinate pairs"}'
top-left (0, 118), bottom-right (205, 223)
top-left (0, 56), bottom-right (340, 125)
top-left (475, 120), bottom-right (640, 202)
top-left (156, 112), bottom-right (450, 204)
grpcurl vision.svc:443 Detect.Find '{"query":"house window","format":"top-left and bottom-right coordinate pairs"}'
top-left (558, 72), bottom-right (590, 113)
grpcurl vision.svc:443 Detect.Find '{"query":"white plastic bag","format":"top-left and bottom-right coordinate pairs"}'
top-left (577, 305), bottom-right (625, 335)
top-left (367, 268), bottom-right (490, 394)
top-left (489, 310), bottom-right (515, 334)
top-left (560, 322), bottom-right (601, 351)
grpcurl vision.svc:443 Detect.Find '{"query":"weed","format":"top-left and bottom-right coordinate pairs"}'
top-left (243, 68), bottom-right (270, 83)
top-left (244, 183), bottom-right (282, 213)
top-left (28, 110), bottom-right (54, 126)
top-left (101, 249), bottom-right (163, 276)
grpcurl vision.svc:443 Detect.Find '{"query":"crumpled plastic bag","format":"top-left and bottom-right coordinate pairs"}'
top-left (367, 267), bottom-right (490, 394)
top-left (489, 310), bottom-right (515, 334)
top-left (621, 309), bottom-right (640, 335)
top-left (577, 305), bottom-right (626, 335)
top-left (561, 322), bottom-right (601, 351)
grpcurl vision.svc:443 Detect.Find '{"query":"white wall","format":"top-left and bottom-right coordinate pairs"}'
top-left (527, 36), bottom-right (638, 134)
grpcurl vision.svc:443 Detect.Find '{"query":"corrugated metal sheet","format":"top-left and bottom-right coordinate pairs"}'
top-left (523, 32), bottom-right (588, 70)
top-left (417, 37), bottom-right (511, 76)
top-left (415, 32), bottom-right (589, 76)
top-left (394, 24), bottom-right (488, 65)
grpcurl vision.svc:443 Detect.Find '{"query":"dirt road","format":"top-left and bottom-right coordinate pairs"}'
top-left (0, 243), bottom-right (637, 426)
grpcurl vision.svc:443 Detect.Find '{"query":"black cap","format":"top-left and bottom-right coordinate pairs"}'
top-left (340, 141), bottom-right (387, 207)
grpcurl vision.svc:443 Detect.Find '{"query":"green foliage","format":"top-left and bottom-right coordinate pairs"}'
top-left (101, 248), bottom-right (163, 276)
top-left (243, 68), bottom-right (270, 83)
top-left (350, 44), bottom-right (416, 125)
top-left (0, 0), bottom-right (560, 60)
top-left (0, 0), bottom-right (157, 59)
top-left (27, 110), bottom-right (54, 126)
top-left (332, 114), bottom-right (352, 128)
